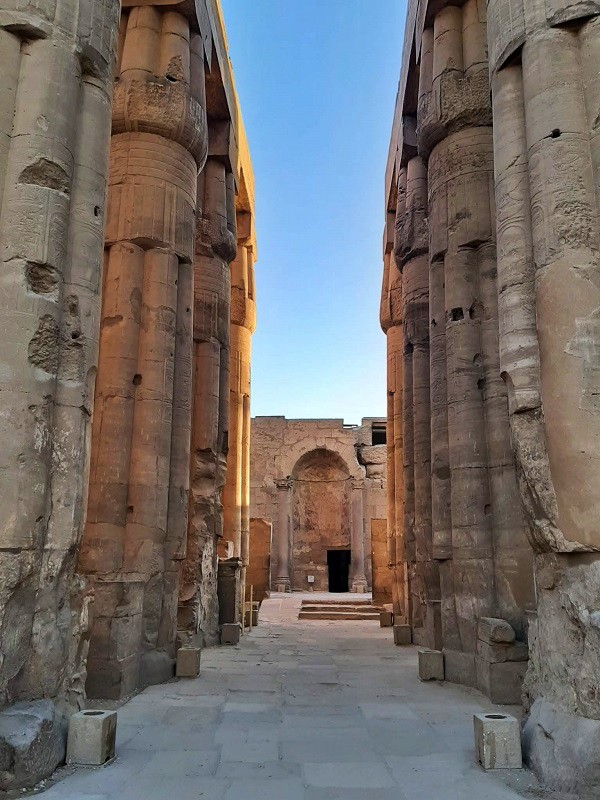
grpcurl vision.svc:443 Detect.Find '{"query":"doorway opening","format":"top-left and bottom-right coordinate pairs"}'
top-left (327, 549), bottom-right (351, 592)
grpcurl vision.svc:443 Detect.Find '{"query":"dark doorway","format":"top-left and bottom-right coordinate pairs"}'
top-left (327, 549), bottom-right (351, 592)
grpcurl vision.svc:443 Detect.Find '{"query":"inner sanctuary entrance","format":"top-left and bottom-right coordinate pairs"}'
top-left (327, 549), bottom-right (351, 592)
top-left (291, 448), bottom-right (350, 591)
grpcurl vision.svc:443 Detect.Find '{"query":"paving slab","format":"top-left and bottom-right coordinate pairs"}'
top-left (42, 592), bottom-right (547, 799)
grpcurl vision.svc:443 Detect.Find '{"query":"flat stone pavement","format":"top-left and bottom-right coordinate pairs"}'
top-left (41, 594), bottom-right (546, 800)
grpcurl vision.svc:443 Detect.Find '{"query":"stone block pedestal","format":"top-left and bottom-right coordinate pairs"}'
top-left (474, 713), bottom-right (522, 770)
top-left (380, 609), bottom-right (394, 627)
top-left (67, 710), bottom-right (117, 766)
top-left (418, 649), bottom-right (444, 681)
top-left (393, 624), bottom-right (412, 645)
top-left (176, 647), bottom-right (201, 677)
top-left (221, 623), bottom-right (241, 645)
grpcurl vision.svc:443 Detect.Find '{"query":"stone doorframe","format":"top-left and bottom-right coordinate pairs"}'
top-left (273, 444), bottom-right (367, 593)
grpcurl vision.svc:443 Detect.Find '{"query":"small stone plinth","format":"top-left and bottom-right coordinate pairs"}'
top-left (418, 649), bottom-right (444, 681)
top-left (221, 622), bottom-right (241, 645)
top-left (393, 624), bottom-right (411, 645)
top-left (474, 712), bottom-right (522, 770)
top-left (380, 610), bottom-right (393, 628)
top-left (176, 647), bottom-right (201, 677)
top-left (67, 710), bottom-right (117, 766)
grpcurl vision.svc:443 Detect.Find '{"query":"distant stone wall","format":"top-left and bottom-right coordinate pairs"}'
top-left (250, 417), bottom-right (387, 594)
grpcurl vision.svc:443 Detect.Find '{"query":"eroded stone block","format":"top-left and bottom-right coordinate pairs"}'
top-left (0, 700), bottom-right (66, 791)
top-left (418, 649), bottom-right (444, 681)
top-left (66, 709), bottom-right (116, 766)
top-left (176, 647), bottom-right (201, 678)
top-left (477, 640), bottom-right (528, 664)
top-left (474, 712), bottom-right (522, 769)
top-left (476, 658), bottom-right (527, 705)
top-left (478, 617), bottom-right (516, 644)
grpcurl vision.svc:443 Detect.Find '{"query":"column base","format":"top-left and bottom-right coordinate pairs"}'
top-left (351, 579), bottom-right (368, 593)
top-left (275, 578), bottom-right (291, 593)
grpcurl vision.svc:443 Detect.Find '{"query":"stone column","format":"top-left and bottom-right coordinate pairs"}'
top-left (80, 5), bottom-right (208, 699)
top-left (394, 147), bottom-right (440, 648)
top-left (223, 233), bottom-right (256, 620)
top-left (381, 205), bottom-right (406, 620)
top-left (178, 150), bottom-right (237, 647)
top-left (0, 0), bottom-right (119, 724)
top-left (350, 480), bottom-right (368, 593)
top-left (274, 479), bottom-right (292, 592)
top-left (487, 4), bottom-right (600, 793)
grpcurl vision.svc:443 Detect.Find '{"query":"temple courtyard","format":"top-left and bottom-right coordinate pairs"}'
top-left (41, 595), bottom-right (552, 800)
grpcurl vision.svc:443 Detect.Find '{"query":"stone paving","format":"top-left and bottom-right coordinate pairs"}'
top-left (41, 594), bottom-right (545, 800)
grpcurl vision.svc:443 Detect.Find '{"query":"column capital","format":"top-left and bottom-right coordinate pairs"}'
top-left (351, 478), bottom-right (364, 492)
top-left (275, 478), bottom-right (293, 491)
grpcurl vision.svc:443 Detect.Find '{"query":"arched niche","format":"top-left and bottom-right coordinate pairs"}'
top-left (289, 448), bottom-right (352, 591)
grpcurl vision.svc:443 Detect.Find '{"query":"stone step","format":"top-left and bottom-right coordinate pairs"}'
top-left (300, 600), bottom-right (383, 609)
top-left (298, 610), bottom-right (381, 621)
top-left (301, 604), bottom-right (383, 613)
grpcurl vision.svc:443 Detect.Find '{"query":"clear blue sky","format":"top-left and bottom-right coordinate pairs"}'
top-left (220, 0), bottom-right (407, 425)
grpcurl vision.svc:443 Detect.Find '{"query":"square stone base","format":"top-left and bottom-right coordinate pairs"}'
top-left (67, 710), bottom-right (117, 766)
top-left (379, 610), bottom-right (393, 628)
top-left (176, 647), bottom-right (201, 678)
top-left (393, 624), bottom-right (412, 645)
top-left (474, 712), bottom-right (522, 769)
top-left (221, 623), bottom-right (241, 645)
top-left (418, 649), bottom-right (444, 681)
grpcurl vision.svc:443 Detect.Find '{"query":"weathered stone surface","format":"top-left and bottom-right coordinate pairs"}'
top-left (0, 700), bottom-right (66, 791)
top-left (523, 698), bottom-right (600, 800)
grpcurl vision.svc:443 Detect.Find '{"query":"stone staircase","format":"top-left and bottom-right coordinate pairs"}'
top-left (298, 597), bottom-right (383, 621)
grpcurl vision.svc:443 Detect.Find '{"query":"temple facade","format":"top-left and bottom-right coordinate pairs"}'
top-left (0, 0), bottom-right (255, 788)
top-left (382, 2), bottom-right (600, 796)
top-left (250, 417), bottom-right (391, 603)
